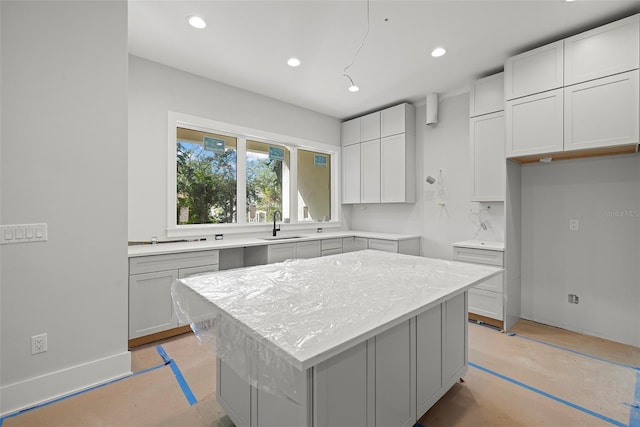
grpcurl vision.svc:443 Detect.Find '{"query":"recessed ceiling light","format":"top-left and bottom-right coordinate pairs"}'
top-left (187, 16), bottom-right (206, 29)
top-left (431, 47), bottom-right (446, 58)
top-left (348, 85), bottom-right (360, 93)
top-left (287, 57), bottom-right (301, 67)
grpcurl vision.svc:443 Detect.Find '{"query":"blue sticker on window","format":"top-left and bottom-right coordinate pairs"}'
top-left (314, 154), bottom-right (327, 167)
top-left (268, 146), bottom-right (285, 161)
top-left (203, 136), bottom-right (225, 153)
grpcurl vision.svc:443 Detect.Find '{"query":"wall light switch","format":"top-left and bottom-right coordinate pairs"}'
top-left (569, 219), bottom-right (579, 231)
top-left (1, 223), bottom-right (48, 244)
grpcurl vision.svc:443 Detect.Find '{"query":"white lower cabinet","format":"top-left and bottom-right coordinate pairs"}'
top-left (295, 240), bottom-right (322, 259)
top-left (342, 236), bottom-right (368, 253)
top-left (128, 250), bottom-right (219, 339)
top-left (564, 70), bottom-right (639, 151)
top-left (453, 245), bottom-right (505, 328)
top-left (217, 293), bottom-right (467, 427)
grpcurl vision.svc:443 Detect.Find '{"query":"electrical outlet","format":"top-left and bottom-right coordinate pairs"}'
top-left (569, 219), bottom-right (579, 231)
top-left (31, 333), bottom-right (48, 354)
top-left (567, 294), bottom-right (579, 304)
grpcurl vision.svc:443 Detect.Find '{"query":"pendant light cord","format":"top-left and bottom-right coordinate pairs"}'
top-left (343, 0), bottom-right (370, 88)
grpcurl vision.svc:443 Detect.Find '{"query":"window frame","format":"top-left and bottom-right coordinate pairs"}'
top-left (167, 111), bottom-right (341, 237)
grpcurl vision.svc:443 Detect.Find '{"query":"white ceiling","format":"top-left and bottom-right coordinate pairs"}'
top-left (128, 0), bottom-right (640, 120)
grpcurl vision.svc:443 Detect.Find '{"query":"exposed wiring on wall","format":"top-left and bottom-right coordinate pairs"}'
top-left (469, 206), bottom-right (491, 238)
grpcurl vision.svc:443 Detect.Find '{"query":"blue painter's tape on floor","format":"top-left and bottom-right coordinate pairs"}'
top-left (469, 361), bottom-right (627, 427)
top-left (508, 333), bottom-right (640, 372)
top-left (629, 371), bottom-right (640, 427)
top-left (156, 345), bottom-right (197, 406)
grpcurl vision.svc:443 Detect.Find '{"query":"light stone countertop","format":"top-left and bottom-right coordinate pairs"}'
top-left (128, 230), bottom-right (421, 257)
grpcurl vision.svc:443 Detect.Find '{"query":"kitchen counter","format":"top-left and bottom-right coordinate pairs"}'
top-left (128, 230), bottom-right (421, 257)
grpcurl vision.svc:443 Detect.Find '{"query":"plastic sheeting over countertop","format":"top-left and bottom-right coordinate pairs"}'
top-left (172, 250), bottom-right (502, 371)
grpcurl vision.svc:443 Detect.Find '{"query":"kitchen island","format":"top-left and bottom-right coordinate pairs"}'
top-left (172, 250), bottom-right (502, 427)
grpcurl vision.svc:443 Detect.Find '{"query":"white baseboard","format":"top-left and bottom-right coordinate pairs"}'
top-left (0, 351), bottom-right (131, 417)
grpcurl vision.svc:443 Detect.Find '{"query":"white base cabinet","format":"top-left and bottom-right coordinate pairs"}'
top-left (129, 250), bottom-right (219, 339)
top-left (216, 292), bottom-right (468, 427)
top-left (453, 245), bottom-right (505, 327)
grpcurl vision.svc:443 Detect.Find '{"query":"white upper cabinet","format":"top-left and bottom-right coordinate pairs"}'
top-left (342, 144), bottom-right (361, 204)
top-left (564, 14), bottom-right (639, 86)
top-left (505, 40), bottom-right (564, 100)
top-left (470, 112), bottom-right (505, 201)
top-left (360, 139), bottom-right (381, 203)
top-left (469, 73), bottom-right (504, 117)
top-left (381, 133), bottom-right (415, 203)
top-left (564, 70), bottom-right (639, 151)
top-left (341, 103), bottom-right (415, 204)
top-left (506, 89), bottom-right (564, 158)
top-left (342, 117), bottom-right (361, 146)
top-left (381, 103), bottom-right (416, 137)
top-left (360, 111), bottom-right (381, 142)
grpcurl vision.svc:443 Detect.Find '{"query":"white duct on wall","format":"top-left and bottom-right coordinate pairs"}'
top-left (426, 93), bottom-right (439, 126)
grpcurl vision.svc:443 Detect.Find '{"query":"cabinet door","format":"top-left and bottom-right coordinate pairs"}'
top-left (314, 341), bottom-right (369, 427)
top-left (416, 304), bottom-right (442, 415)
top-left (506, 89), bottom-right (564, 158)
top-left (381, 103), bottom-right (409, 137)
top-left (361, 111), bottom-right (381, 142)
top-left (505, 40), bottom-right (564, 100)
top-left (341, 117), bottom-right (360, 146)
top-left (470, 73), bottom-right (504, 117)
top-left (443, 292), bottom-right (467, 383)
top-left (296, 240), bottom-right (321, 259)
top-left (381, 134), bottom-right (406, 203)
top-left (354, 237), bottom-right (368, 251)
top-left (564, 70), bottom-right (639, 151)
top-left (468, 288), bottom-right (503, 321)
top-left (129, 270), bottom-right (178, 339)
top-left (470, 112), bottom-right (505, 201)
top-left (342, 237), bottom-right (355, 253)
top-left (564, 14), bottom-right (639, 86)
top-left (360, 139), bottom-right (381, 203)
top-left (217, 359), bottom-right (252, 427)
top-left (375, 320), bottom-right (416, 427)
top-left (342, 144), bottom-right (361, 204)
top-left (267, 243), bottom-right (296, 263)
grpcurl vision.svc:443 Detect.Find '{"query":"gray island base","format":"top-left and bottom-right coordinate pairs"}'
top-left (172, 250), bottom-right (502, 427)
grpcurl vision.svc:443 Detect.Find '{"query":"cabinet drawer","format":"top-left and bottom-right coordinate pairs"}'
top-left (321, 238), bottom-right (342, 251)
top-left (468, 288), bottom-right (503, 321)
top-left (475, 271), bottom-right (504, 293)
top-left (368, 239), bottom-right (398, 253)
top-left (179, 264), bottom-right (219, 279)
top-left (130, 250), bottom-right (220, 275)
top-left (321, 248), bottom-right (342, 256)
top-left (453, 247), bottom-right (503, 266)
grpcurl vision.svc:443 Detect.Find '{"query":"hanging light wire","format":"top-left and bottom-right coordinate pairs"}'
top-left (343, 0), bottom-right (370, 92)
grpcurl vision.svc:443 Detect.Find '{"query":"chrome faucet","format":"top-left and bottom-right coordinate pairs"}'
top-left (272, 211), bottom-right (281, 237)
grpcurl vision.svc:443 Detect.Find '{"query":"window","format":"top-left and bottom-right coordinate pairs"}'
top-left (246, 140), bottom-right (289, 223)
top-left (297, 149), bottom-right (331, 221)
top-left (168, 112), bottom-right (339, 235)
top-left (176, 128), bottom-right (237, 224)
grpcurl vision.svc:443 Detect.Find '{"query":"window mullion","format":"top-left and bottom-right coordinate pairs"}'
top-left (237, 137), bottom-right (247, 224)
top-left (288, 146), bottom-right (298, 224)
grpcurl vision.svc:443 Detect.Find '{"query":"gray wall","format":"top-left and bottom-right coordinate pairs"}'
top-left (347, 93), bottom-right (505, 260)
top-left (128, 56), bottom-right (341, 242)
top-left (1, 1), bottom-right (130, 414)
top-left (521, 154), bottom-right (640, 346)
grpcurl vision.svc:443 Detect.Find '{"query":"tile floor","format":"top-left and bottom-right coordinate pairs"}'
top-left (2, 319), bottom-right (639, 427)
